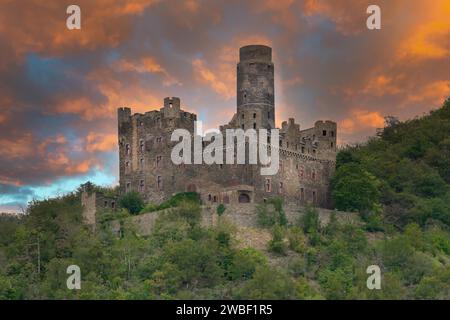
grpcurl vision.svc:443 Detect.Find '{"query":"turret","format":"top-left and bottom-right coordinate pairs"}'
top-left (236, 45), bottom-right (275, 130)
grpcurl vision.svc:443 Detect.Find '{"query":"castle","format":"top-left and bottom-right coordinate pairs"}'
top-left (117, 45), bottom-right (337, 208)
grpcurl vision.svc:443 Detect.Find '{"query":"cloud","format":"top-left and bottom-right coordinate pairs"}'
top-left (85, 132), bottom-right (118, 153)
top-left (0, 0), bottom-right (448, 211)
top-left (192, 59), bottom-right (233, 100)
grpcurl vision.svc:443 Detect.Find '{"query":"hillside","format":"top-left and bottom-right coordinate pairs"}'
top-left (332, 98), bottom-right (450, 228)
top-left (0, 100), bottom-right (450, 300)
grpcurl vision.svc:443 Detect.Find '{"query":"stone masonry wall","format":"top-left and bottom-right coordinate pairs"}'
top-left (110, 202), bottom-right (358, 237)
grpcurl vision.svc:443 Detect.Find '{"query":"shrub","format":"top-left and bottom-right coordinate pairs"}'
top-left (176, 200), bottom-right (202, 227)
top-left (228, 248), bottom-right (267, 280)
top-left (119, 191), bottom-right (144, 215)
top-left (216, 204), bottom-right (226, 216)
top-left (331, 163), bottom-right (381, 212)
top-left (268, 224), bottom-right (287, 255)
top-left (287, 226), bottom-right (306, 253)
top-left (299, 206), bottom-right (320, 234)
top-left (256, 198), bottom-right (287, 227)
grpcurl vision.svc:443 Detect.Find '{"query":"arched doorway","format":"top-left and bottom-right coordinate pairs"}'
top-left (238, 193), bottom-right (250, 203)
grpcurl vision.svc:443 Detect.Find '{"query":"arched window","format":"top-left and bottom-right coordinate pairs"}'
top-left (265, 178), bottom-right (272, 192)
top-left (238, 193), bottom-right (250, 203)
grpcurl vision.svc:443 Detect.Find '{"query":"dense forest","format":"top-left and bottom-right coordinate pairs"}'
top-left (0, 99), bottom-right (449, 300)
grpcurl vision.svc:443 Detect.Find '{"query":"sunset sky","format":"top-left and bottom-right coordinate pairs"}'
top-left (0, 0), bottom-right (449, 212)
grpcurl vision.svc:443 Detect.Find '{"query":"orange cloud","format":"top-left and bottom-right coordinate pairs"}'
top-left (397, 0), bottom-right (450, 61)
top-left (0, 0), bottom-right (159, 62)
top-left (86, 132), bottom-right (117, 152)
top-left (0, 134), bottom-right (34, 159)
top-left (339, 109), bottom-right (385, 135)
top-left (408, 80), bottom-right (450, 105)
top-left (192, 58), bottom-right (234, 100)
top-left (363, 75), bottom-right (403, 97)
top-left (114, 56), bottom-right (180, 86)
top-left (303, 0), bottom-right (368, 35)
top-left (65, 159), bottom-right (98, 175)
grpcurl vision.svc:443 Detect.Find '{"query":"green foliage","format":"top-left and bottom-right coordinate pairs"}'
top-left (140, 192), bottom-right (201, 214)
top-left (287, 226), bottom-right (306, 253)
top-left (331, 163), bottom-right (381, 212)
top-left (228, 248), bottom-right (267, 280)
top-left (299, 206), bottom-right (320, 234)
top-left (1, 164), bottom-right (450, 301)
top-left (332, 100), bottom-right (450, 228)
top-left (256, 197), bottom-right (287, 227)
top-left (119, 191), bottom-right (144, 215)
top-left (268, 224), bottom-right (287, 255)
top-left (237, 266), bottom-right (297, 299)
top-left (216, 204), bottom-right (226, 216)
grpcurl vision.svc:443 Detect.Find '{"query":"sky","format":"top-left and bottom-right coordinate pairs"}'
top-left (0, 0), bottom-right (449, 212)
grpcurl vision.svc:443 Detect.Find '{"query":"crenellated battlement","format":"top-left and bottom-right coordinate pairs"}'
top-left (117, 45), bottom-right (337, 209)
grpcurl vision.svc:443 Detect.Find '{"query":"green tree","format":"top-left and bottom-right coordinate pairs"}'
top-left (119, 191), bottom-right (144, 215)
top-left (331, 163), bottom-right (381, 212)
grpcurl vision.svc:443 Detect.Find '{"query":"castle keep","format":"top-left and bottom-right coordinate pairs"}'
top-left (118, 45), bottom-right (337, 208)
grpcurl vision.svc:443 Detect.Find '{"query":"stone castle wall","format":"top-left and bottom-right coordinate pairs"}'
top-left (117, 45), bottom-right (338, 209)
top-left (110, 203), bottom-right (358, 237)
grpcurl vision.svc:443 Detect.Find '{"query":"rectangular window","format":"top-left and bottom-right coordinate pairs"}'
top-left (301, 147), bottom-right (305, 153)
top-left (156, 155), bottom-right (162, 167)
top-left (139, 179), bottom-right (145, 192)
top-left (279, 182), bottom-right (283, 194)
top-left (125, 161), bottom-right (130, 173)
top-left (253, 113), bottom-right (256, 119)
top-left (323, 130), bottom-right (327, 136)
top-left (157, 176), bottom-right (162, 190)
top-left (139, 140), bottom-right (144, 152)
top-left (313, 191), bottom-right (317, 205)
top-left (139, 158), bottom-right (144, 169)
top-left (265, 178), bottom-right (272, 192)
top-left (300, 188), bottom-right (305, 201)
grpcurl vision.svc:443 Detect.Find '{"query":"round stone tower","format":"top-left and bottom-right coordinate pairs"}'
top-left (237, 45), bottom-right (275, 130)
